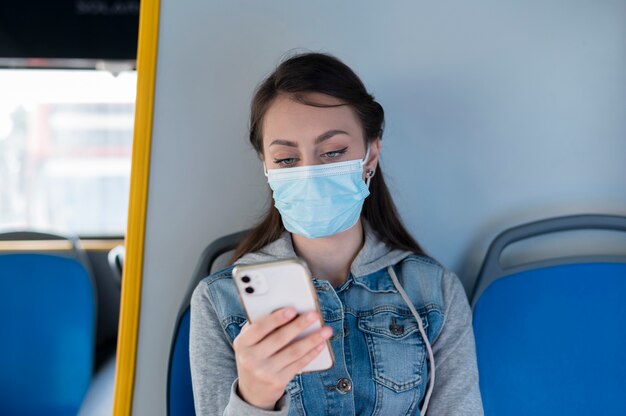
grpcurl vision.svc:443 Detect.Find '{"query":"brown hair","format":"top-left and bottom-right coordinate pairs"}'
top-left (230, 52), bottom-right (426, 263)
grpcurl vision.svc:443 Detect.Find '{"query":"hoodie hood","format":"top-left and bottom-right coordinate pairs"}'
top-left (233, 219), bottom-right (414, 278)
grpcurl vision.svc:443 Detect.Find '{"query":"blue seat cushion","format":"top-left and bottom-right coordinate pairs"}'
top-left (0, 253), bottom-right (95, 416)
top-left (473, 262), bottom-right (626, 416)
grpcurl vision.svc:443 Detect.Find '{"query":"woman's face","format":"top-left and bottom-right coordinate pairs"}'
top-left (261, 92), bottom-right (379, 175)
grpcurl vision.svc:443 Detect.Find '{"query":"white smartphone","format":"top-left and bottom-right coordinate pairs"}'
top-left (232, 258), bottom-right (334, 373)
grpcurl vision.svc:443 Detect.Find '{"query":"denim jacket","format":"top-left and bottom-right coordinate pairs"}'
top-left (190, 220), bottom-right (484, 415)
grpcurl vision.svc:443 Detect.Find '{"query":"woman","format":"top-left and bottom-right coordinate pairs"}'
top-left (190, 52), bottom-right (484, 416)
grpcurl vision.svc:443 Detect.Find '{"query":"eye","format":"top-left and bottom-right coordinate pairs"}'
top-left (273, 157), bottom-right (298, 167)
top-left (322, 147), bottom-right (348, 159)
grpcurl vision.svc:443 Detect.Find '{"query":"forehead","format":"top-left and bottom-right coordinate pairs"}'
top-left (262, 93), bottom-right (363, 144)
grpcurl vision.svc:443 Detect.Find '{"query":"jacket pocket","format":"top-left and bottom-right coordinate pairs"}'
top-left (286, 375), bottom-right (306, 416)
top-left (222, 315), bottom-right (247, 342)
top-left (357, 308), bottom-right (428, 393)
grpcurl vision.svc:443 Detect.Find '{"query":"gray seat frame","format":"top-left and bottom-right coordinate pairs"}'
top-left (470, 214), bottom-right (626, 309)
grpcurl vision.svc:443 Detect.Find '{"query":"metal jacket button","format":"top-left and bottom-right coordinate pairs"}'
top-left (336, 378), bottom-right (352, 394)
top-left (389, 317), bottom-right (405, 335)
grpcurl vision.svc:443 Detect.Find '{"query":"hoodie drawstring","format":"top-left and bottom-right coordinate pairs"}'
top-left (387, 265), bottom-right (435, 416)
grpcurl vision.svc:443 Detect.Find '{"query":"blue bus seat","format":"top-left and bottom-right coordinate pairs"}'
top-left (471, 214), bottom-right (626, 416)
top-left (168, 230), bottom-right (248, 416)
top-left (0, 230), bottom-right (94, 276)
top-left (169, 308), bottom-right (194, 416)
top-left (0, 253), bottom-right (96, 415)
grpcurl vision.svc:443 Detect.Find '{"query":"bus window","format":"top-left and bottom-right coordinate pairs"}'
top-left (0, 69), bottom-right (136, 236)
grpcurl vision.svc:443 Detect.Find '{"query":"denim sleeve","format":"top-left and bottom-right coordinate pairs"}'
top-left (189, 280), bottom-right (290, 416)
top-left (426, 270), bottom-right (485, 416)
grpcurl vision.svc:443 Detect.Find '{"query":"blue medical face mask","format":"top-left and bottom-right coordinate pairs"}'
top-left (264, 146), bottom-right (372, 239)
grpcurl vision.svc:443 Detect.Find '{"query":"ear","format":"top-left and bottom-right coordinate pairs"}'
top-left (362, 137), bottom-right (381, 182)
top-left (365, 137), bottom-right (381, 172)
top-left (258, 151), bottom-right (270, 176)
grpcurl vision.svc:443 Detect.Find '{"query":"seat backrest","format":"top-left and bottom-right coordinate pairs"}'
top-left (471, 214), bottom-right (626, 416)
top-left (0, 253), bottom-right (96, 415)
top-left (169, 308), bottom-right (194, 416)
top-left (167, 230), bottom-right (248, 416)
top-left (0, 230), bottom-right (94, 274)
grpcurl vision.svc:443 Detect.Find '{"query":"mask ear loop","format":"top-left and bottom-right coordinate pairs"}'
top-left (361, 143), bottom-right (371, 166)
top-left (362, 144), bottom-right (374, 187)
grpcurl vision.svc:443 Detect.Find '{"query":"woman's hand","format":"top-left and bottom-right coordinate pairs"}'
top-left (233, 307), bottom-right (333, 410)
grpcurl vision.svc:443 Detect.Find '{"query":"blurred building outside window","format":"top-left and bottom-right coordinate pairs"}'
top-left (0, 69), bottom-right (136, 236)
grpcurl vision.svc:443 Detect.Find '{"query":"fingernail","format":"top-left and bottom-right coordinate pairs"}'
top-left (284, 308), bottom-right (296, 319)
top-left (320, 327), bottom-right (333, 338)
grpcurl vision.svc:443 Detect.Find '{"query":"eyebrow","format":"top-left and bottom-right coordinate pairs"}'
top-left (268, 129), bottom-right (349, 148)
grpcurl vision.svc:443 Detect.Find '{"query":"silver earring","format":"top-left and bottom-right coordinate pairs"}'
top-left (367, 169), bottom-right (375, 177)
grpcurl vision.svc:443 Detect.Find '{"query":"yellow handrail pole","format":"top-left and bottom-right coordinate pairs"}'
top-left (112, 0), bottom-right (160, 414)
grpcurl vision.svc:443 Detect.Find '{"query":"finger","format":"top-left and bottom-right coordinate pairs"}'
top-left (255, 311), bottom-right (320, 356)
top-left (277, 335), bottom-right (330, 378)
top-left (236, 307), bottom-right (298, 347)
top-left (271, 326), bottom-right (333, 372)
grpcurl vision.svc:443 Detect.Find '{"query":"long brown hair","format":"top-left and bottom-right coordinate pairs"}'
top-left (230, 52), bottom-right (426, 263)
